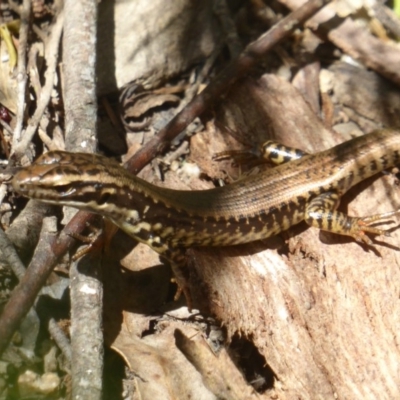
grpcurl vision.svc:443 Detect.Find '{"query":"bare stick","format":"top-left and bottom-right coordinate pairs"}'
top-left (62, 0), bottom-right (102, 398)
top-left (0, 226), bottom-right (26, 280)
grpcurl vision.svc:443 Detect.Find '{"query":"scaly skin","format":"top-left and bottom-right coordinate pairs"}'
top-left (12, 129), bottom-right (400, 303)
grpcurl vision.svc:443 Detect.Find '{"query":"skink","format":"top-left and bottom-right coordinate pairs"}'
top-left (11, 129), bottom-right (400, 300)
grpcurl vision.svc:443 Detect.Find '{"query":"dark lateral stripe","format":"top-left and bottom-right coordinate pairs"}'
top-left (12, 129), bottom-right (400, 263)
top-left (369, 159), bottom-right (378, 172)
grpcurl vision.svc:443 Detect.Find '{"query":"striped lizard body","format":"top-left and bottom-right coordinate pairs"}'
top-left (11, 129), bottom-right (400, 302)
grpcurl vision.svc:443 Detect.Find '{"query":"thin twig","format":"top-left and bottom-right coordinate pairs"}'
top-left (27, 43), bottom-right (42, 100)
top-left (0, 226), bottom-right (26, 280)
top-left (38, 126), bottom-right (56, 150)
top-left (48, 318), bottom-right (72, 365)
top-left (13, 0), bottom-right (31, 145)
top-left (0, 118), bottom-right (13, 136)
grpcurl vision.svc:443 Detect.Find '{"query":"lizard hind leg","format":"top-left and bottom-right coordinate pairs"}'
top-left (305, 191), bottom-right (400, 245)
